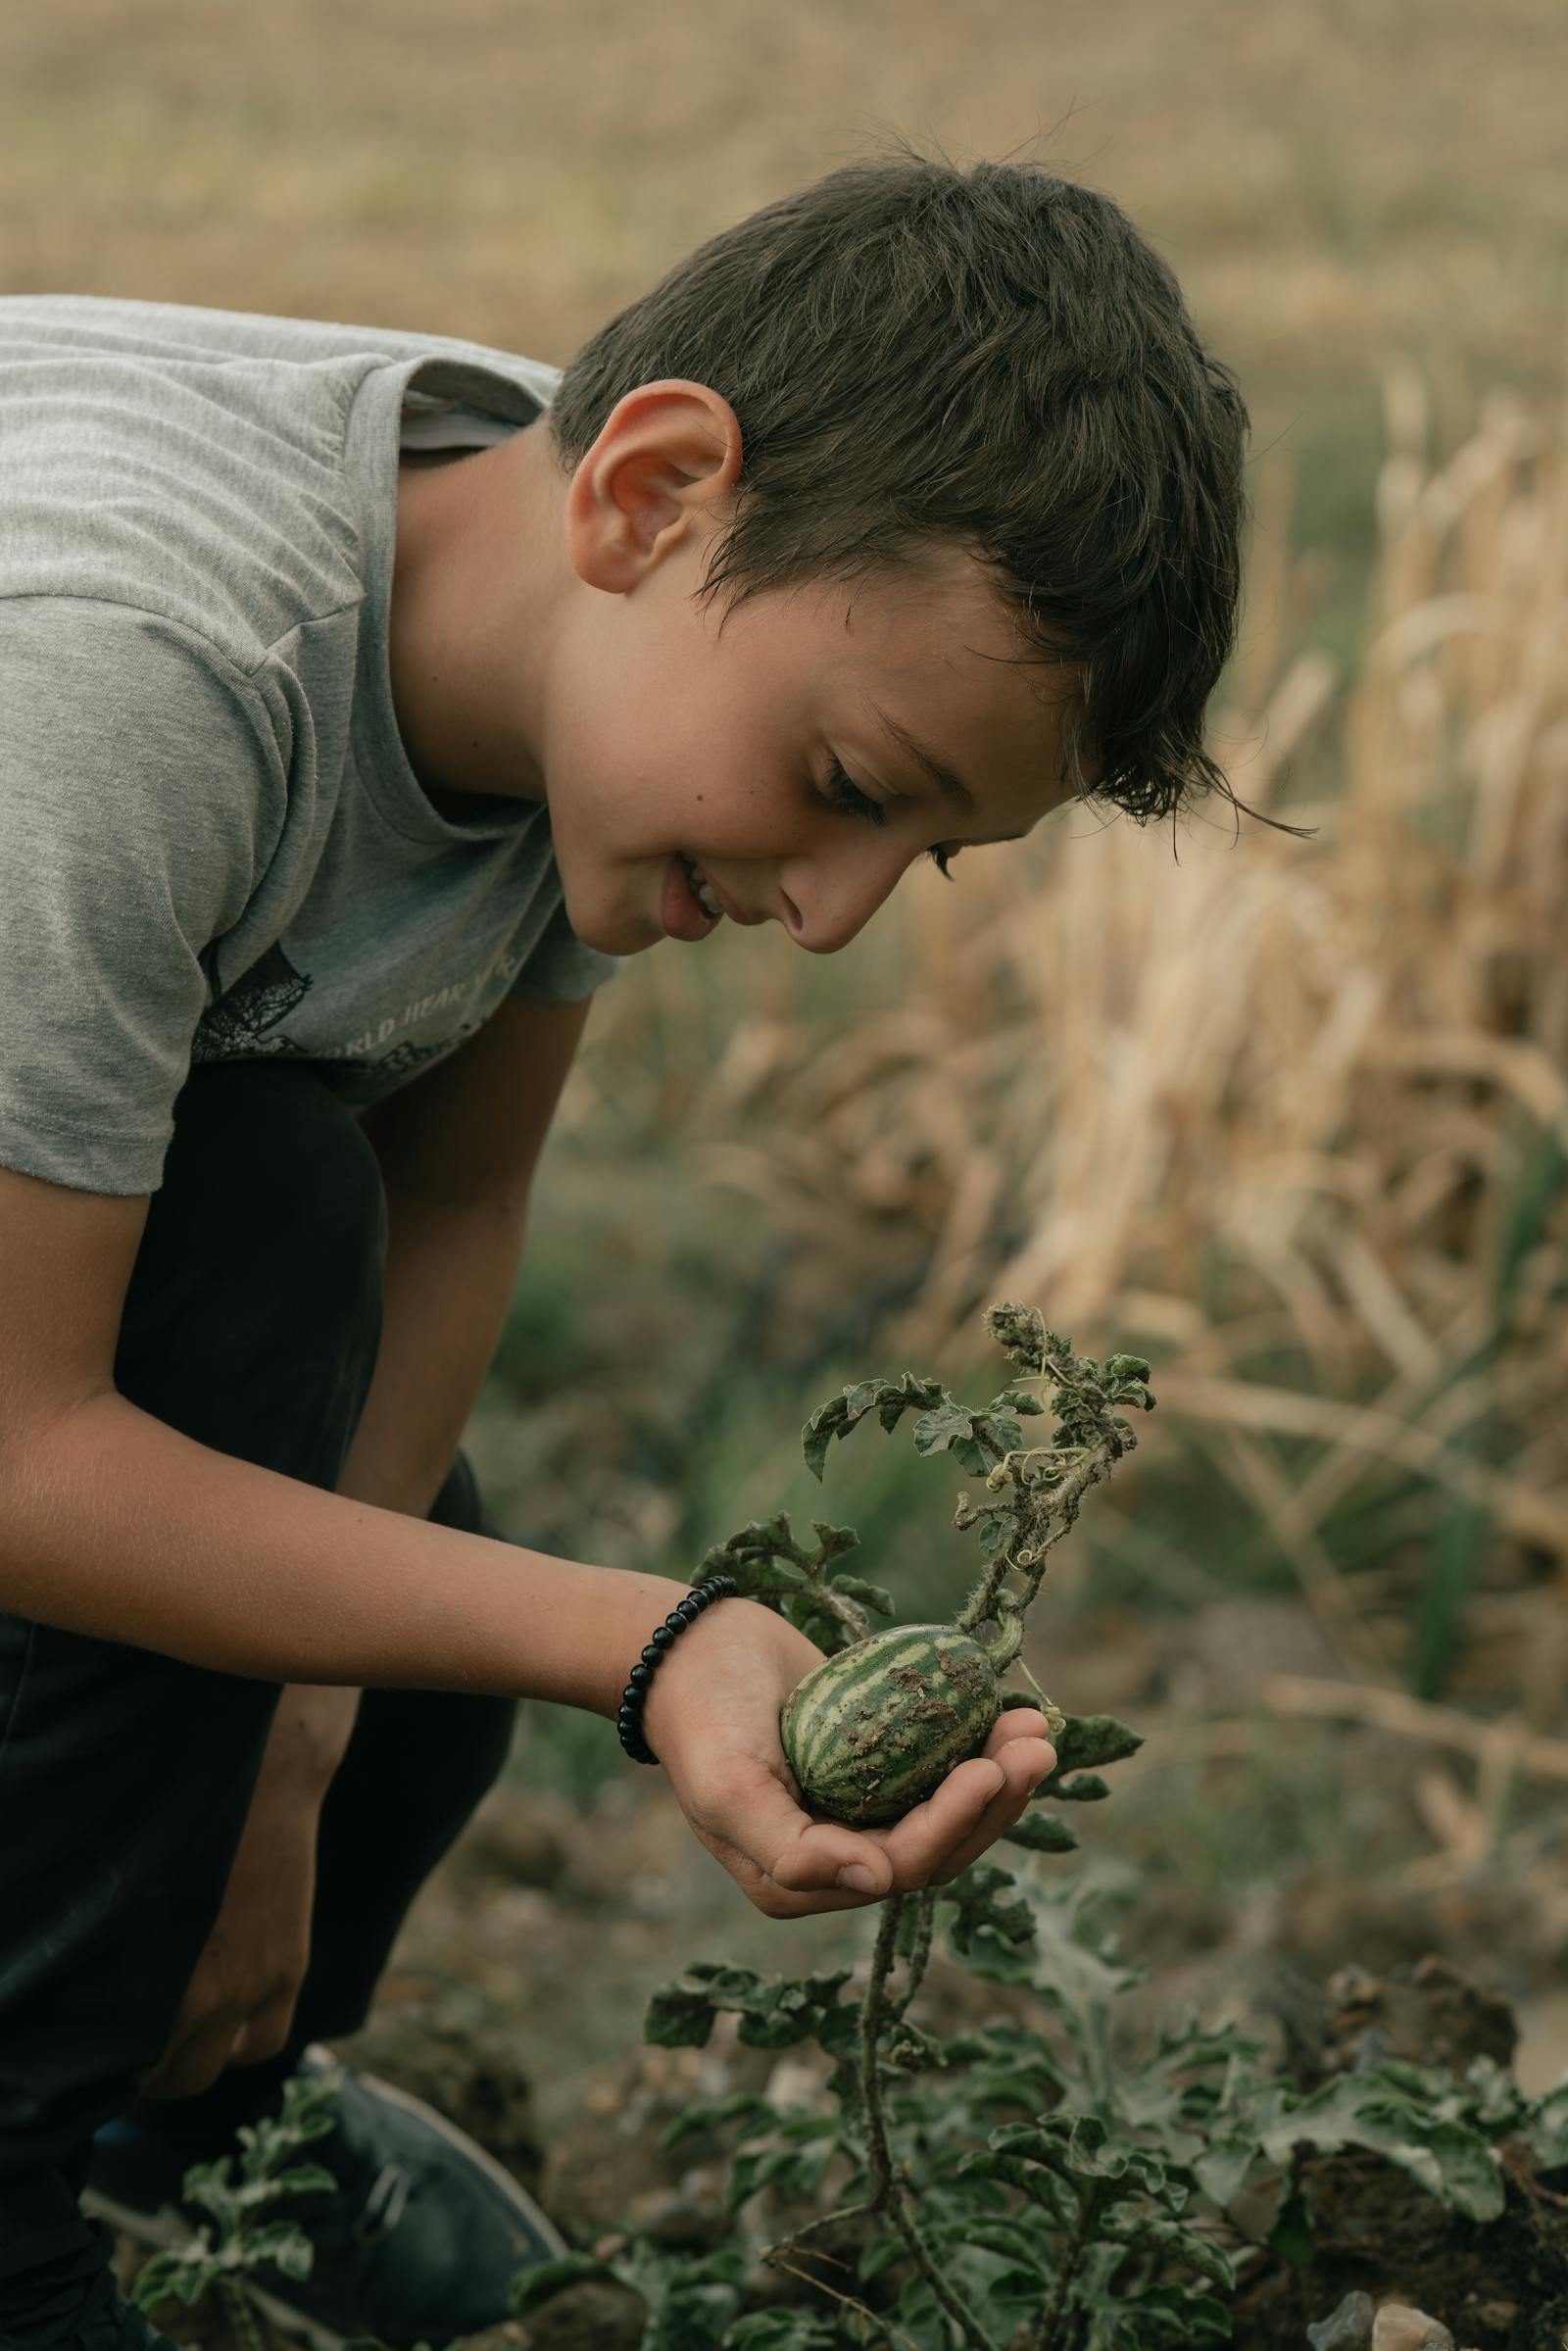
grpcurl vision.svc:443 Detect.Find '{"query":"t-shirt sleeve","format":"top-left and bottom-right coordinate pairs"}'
top-left (0, 598), bottom-right (281, 1195)
top-left (509, 891), bottom-right (622, 1004)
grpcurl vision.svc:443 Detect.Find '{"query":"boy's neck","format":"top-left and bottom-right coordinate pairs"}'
top-left (389, 423), bottom-right (566, 816)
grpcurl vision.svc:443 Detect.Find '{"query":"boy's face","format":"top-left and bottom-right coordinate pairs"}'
top-left (544, 522), bottom-right (1077, 960)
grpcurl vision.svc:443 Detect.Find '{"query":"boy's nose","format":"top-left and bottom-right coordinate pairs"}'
top-left (789, 850), bottom-right (917, 953)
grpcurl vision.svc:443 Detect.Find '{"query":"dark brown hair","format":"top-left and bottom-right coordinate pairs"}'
top-left (549, 148), bottom-right (1251, 825)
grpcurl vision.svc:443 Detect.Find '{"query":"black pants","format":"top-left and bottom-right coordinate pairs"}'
top-left (0, 1062), bottom-right (518, 2279)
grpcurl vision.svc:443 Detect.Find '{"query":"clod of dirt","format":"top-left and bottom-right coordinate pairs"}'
top-left (1267, 1952), bottom-right (1520, 2091)
top-left (1371, 2307), bottom-right (1456, 2351)
top-left (1324, 1955), bottom-right (1518, 2079)
top-left (1308, 2290), bottom-right (1376, 2349)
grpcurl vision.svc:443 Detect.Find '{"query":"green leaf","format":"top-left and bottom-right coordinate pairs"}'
top-left (1193, 2132), bottom-right (1268, 2210)
top-left (857, 2229), bottom-right (911, 2282)
top-left (729, 2132), bottom-right (841, 2211)
top-left (956, 2148), bottom-right (1078, 2225)
top-left (247, 2223), bottom-right (316, 2282)
top-left (802, 1374), bottom-right (947, 1479)
top-left (939, 1863), bottom-right (1035, 1954)
top-left (268, 2162), bottom-right (337, 2198)
top-left (991, 1386), bottom-right (1047, 1417)
top-left (644, 1977), bottom-right (719, 2049)
top-left (1525, 2082), bottom-right (1568, 2171)
top-left (938, 2022), bottom-right (1067, 2111)
top-left (1254, 2072), bottom-right (1506, 2222)
top-left (509, 2253), bottom-right (625, 2317)
top-left (722, 2313), bottom-right (841, 2349)
top-left (826, 1572), bottom-right (894, 1616)
top-left (648, 1962), bottom-right (858, 2057)
top-left (927, 2215), bottom-right (1053, 2279)
top-left (1266, 2178), bottom-right (1315, 2264)
top-left (990, 1874), bottom-right (1146, 2021)
top-left (662, 2091), bottom-right (776, 2151)
top-left (1002, 1810), bottom-right (1080, 1854)
top-left (977, 1516), bottom-right (1011, 1559)
top-left (130, 2247), bottom-right (220, 2315)
top-left (1050, 1714), bottom-right (1146, 1773)
top-left (912, 1403), bottom-right (978, 1457)
top-left (991, 2116), bottom-right (1166, 2198)
top-left (979, 1410), bottom-right (1026, 1456)
top-left (1048, 1772), bottom-right (1112, 1803)
top-left (1102, 2210), bottom-right (1236, 2290)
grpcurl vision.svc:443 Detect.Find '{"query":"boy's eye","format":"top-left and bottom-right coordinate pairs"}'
top-left (823, 759), bottom-right (958, 882)
top-left (823, 759), bottom-right (887, 826)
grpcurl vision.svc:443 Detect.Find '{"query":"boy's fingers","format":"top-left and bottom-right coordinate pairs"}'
top-left (141, 2022), bottom-right (241, 2101)
top-left (928, 1737), bottom-right (1055, 1885)
top-left (689, 1730), bottom-right (1054, 1917)
top-left (985, 1706), bottom-right (1056, 1764)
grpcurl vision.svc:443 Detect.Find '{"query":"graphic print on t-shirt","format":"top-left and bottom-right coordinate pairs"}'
top-left (191, 941), bottom-right (490, 1087)
top-left (191, 944), bottom-right (312, 1063)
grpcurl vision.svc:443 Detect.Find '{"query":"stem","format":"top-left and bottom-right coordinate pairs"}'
top-left (219, 2278), bottom-right (266, 2351)
top-left (1032, 2179), bottom-right (1108, 2351)
top-left (770, 1889), bottom-right (1005, 2351)
top-left (852, 1896), bottom-right (1003, 2351)
top-left (884, 1892), bottom-right (936, 2027)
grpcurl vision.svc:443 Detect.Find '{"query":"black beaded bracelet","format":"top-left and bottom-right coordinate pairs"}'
top-left (616, 1573), bottom-right (738, 1765)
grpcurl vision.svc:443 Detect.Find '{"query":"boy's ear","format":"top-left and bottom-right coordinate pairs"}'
top-left (564, 379), bottom-right (742, 594)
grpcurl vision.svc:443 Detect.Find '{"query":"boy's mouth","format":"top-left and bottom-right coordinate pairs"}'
top-left (677, 853), bottom-right (724, 921)
top-left (662, 851), bottom-right (724, 941)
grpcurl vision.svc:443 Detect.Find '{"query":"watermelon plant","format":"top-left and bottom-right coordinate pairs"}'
top-left (511, 1303), bottom-right (1568, 2350)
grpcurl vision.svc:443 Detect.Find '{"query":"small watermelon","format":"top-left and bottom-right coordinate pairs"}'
top-left (780, 1623), bottom-right (1004, 1827)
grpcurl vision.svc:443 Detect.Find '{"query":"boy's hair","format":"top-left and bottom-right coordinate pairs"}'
top-left (548, 147), bottom-right (1251, 828)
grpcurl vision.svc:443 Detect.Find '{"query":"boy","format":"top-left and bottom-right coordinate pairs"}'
top-left (0, 152), bottom-right (1247, 2347)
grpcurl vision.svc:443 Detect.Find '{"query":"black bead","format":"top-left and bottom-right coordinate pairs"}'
top-left (630, 1663), bottom-right (654, 1690)
top-left (622, 1683), bottom-right (640, 1706)
top-left (641, 1643), bottom-right (662, 1667)
top-left (676, 1598), bottom-right (700, 1622)
top-left (652, 1625), bottom-right (675, 1648)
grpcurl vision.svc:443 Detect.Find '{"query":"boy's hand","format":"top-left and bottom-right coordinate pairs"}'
top-left (137, 1686), bottom-right (360, 2100)
top-left (639, 1598), bottom-right (1055, 1917)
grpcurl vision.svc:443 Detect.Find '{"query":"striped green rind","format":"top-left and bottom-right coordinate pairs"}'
top-left (779, 1624), bottom-right (1003, 1828)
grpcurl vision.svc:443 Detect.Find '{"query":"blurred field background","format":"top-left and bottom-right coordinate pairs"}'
top-left (9, 0), bottom-right (1568, 2099)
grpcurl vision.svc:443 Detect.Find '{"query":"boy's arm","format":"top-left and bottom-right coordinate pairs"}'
top-left (0, 980), bottom-right (670, 1700)
top-left (344, 989), bottom-right (594, 1519)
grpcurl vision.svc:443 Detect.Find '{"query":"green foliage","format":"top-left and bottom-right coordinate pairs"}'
top-left (514, 1304), bottom-right (1568, 2348)
top-left (129, 2066), bottom-right (343, 2345)
top-left (511, 2238), bottom-right (752, 2350)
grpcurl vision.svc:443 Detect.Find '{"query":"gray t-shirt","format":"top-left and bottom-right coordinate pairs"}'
top-left (0, 294), bottom-right (621, 1197)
